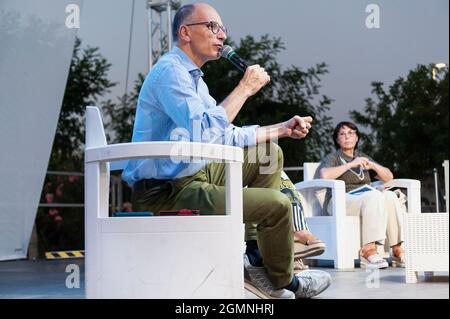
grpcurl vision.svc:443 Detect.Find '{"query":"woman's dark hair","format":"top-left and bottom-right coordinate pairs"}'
top-left (332, 121), bottom-right (360, 150)
top-left (172, 4), bottom-right (196, 42)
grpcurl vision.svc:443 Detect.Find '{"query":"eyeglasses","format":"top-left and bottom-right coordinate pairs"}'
top-left (185, 21), bottom-right (227, 35)
top-left (338, 131), bottom-right (357, 138)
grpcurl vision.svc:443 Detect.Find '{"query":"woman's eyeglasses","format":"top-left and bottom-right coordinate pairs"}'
top-left (338, 131), bottom-right (357, 138)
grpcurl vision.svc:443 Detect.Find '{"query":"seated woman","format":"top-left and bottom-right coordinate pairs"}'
top-left (317, 121), bottom-right (405, 269)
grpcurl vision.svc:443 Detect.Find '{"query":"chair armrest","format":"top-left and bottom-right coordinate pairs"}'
top-left (384, 179), bottom-right (421, 214)
top-left (383, 179), bottom-right (420, 190)
top-left (295, 179), bottom-right (347, 218)
top-left (85, 141), bottom-right (244, 163)
top-left (295, 179), bottom-right (345, 191)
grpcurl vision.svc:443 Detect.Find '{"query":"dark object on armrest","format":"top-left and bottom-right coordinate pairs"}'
top-left (133, 178), bottom-right (170, 192)
top-left (112, 211), bottom-right (154, 217)
top-left (159, 209), bottom-right (200, 216)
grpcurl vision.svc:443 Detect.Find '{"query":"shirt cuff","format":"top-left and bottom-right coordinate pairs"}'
top-left (225, 124), bottom-right (259, 148)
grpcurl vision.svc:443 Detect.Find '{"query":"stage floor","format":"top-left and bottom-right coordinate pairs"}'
top-left (0, 259), bottom-right (447, 299)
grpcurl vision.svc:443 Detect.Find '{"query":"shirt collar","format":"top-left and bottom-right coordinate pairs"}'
top-left (172, 46), bottom-right (204, 77)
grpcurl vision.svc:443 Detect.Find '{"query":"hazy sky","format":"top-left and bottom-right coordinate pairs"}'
top-left (78, 0), bottom-right (449, 125)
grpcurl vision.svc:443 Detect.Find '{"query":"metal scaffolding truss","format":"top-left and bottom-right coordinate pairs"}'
top-left (146, 0), bottom-right (181, 70)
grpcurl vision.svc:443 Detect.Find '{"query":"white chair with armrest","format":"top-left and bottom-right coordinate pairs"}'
top-left (84, 106), bottom-right (244, 298)
top-left (295, 162), bottom-right (421, 269)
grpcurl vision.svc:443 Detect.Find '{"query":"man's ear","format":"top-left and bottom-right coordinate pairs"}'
top-left (178, 25), bottom-right (191, 43)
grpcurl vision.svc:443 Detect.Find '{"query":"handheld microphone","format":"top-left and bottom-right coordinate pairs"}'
top-left (220, 45), bottom-right (248, 73)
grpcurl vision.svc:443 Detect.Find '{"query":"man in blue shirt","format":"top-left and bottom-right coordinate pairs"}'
top-left (123, 2), bottom-right (331, 299)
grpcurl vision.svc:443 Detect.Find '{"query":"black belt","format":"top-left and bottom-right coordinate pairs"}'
top-left (133, 179), bottom-right (170, 192)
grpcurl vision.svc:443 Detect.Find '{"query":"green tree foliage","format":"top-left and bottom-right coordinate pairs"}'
top-left (103, 73), bottom-right (145, 143)
top-left (48, 37), bottom-right (116, 171)
top-left (350, 64), bottom-right (449, 179)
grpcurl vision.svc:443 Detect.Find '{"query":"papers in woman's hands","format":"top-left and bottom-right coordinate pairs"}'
top-left (347, 184), bottom-right (406, 205)
top-left (347, 184), bottom-right (378, 195)
top-left (348, 183), bottom-right (393, 195)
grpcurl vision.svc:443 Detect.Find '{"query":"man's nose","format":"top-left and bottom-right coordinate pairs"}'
top-left (218, 29), bottom-right (227, 41)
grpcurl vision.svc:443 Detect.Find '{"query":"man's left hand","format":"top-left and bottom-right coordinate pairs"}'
top-left (283, 116), bottom-right (313, 139)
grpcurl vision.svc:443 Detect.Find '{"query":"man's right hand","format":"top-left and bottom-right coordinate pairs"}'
top-left (283, 116), bottom-right (313, 139)
top-left (238, 65), bottom-right (270, 97)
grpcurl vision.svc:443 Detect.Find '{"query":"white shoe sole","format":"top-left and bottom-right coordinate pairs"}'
top-left (244, 279), bottom-right (294, 299)
top-left (294, 242), bottom-right (326, 258)
top-left (360, 261), bottom-right (389, 269)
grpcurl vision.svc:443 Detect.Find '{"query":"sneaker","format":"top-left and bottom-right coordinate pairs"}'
top-left (243, 254), bottom-right (294, 299)
top-left (294, 270), bottom-right (332, 298)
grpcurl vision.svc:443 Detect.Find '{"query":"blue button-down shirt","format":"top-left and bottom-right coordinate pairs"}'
top-left (122, 46), bottom-right (259, 186)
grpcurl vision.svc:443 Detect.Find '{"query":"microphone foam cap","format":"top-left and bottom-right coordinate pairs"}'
top-left (220, 45), bottom-right (234, 58)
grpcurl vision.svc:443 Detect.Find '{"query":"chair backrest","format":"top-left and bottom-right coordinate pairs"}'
top-left (86, 106), bottom-right (128, 172)
top-left (86, 106), bottom-right (128, 216)
top-left (86, 106), bottom-right (107, 148)
top-left (303, 162), bottom-right (320, 181)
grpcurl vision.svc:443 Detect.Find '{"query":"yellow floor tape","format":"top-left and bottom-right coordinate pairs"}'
top-left (45, 250), bottom-right (85, 259)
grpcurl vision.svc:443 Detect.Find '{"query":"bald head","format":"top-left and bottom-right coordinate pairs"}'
top-left (172, 3), bottom-right (226, 66)
top-left (172, 3), bottom-right (220, 42)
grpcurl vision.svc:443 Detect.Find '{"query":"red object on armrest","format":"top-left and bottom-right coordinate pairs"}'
top-left (159, 209), bottom-right (200, 216)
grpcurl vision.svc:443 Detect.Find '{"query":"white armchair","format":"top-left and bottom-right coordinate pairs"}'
top-left (295, 162), bottom-right (421, 269)
top-left (84, 106), bottom-right (245, 298)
